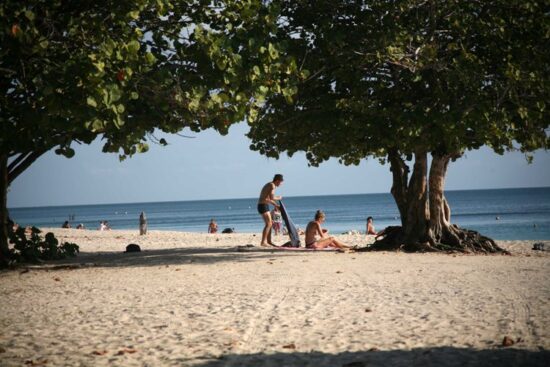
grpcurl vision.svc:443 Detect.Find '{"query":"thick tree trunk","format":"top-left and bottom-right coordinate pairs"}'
top-left (367, 151), bottom-right (507, 254)
top-left (427, 153), bottom-right (506, 253)
top-left (0, 154), bottom-right (9, 265)
top-left (388, 149), bottom-right (409, 226)
top-left (403, 150), bottom-right (429, 245)
top-left (428, 153), bottom-right (460, 246)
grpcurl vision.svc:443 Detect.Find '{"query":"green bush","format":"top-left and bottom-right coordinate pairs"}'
top-left (8, 226), bottom-right (79, 264)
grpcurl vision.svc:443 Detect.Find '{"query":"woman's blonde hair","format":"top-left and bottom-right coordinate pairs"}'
top-left (315, 210), bottom-right (325, 220)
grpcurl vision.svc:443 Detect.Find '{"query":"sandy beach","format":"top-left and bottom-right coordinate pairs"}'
top-left (1, 228), bottom-right (548, 366)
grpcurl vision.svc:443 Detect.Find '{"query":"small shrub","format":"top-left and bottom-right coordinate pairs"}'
top-left (8, 226), bottom-right (79, 264)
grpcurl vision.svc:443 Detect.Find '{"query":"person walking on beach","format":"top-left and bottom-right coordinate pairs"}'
top-left (271, 207), bottom-right (283, 236)
top-left (257, 174), bottom-right (284, 246)
top-left (208, 218), bottom-right (218, 233)
top-left (305, 210), bottom-right (352, 250)
top-left (139, 212), bottom-right (147, 235)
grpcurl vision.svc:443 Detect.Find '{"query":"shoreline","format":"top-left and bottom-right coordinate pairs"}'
top-left (1, 228), bottom-right (548, 366)
top-left (38, 228), bottom-right (550, 257)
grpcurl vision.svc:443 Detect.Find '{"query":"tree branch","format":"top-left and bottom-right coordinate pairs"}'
top-left (8, 151), bottom-right (47, 185)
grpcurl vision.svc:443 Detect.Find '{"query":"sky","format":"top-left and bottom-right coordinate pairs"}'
top-left (7, 122), bottom-right (550, 208)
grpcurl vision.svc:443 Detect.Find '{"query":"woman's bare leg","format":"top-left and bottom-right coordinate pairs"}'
top-left (331, 237), bottom-right (351, 249)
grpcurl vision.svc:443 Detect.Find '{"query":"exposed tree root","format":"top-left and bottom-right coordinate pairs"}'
top-left (360, 226), bottom-right (510, 254)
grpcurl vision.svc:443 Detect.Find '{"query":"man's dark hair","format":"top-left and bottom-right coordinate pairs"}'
top-left (273, 174), bottom-right (284, 182)
top-left (367, 216), bottom-right (373, 221)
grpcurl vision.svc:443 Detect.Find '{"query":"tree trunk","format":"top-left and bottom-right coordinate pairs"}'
top-left (388, 149), bottom-right (408, 226)
top-left (427, 153), bottom-right (460, 246)
top-left (403, 150), bottom-right (429, 245)
top-left (427, 153), bottom-right (506, 253)
top-left (0, 154), bottom-right (9, 265)
top-left (367, 150), bottom-right (507, 254)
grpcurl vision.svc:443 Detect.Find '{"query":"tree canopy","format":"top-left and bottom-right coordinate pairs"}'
top-left (247, 0), bottom-right (549, 251)
top-left (0, 0), bottom-right (300, 261)
top-left (248, 0), bottom-right (549, 163)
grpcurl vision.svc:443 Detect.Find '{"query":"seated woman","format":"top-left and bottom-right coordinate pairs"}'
top-left (366, 216), bottom-right (386, 239)
top-left (305, 210), bottom-right (352, 250)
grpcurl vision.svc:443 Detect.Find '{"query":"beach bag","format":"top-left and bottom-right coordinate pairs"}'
top-left (125, 244), bottom-right (141, 252)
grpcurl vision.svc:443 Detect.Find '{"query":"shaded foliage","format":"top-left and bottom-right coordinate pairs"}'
top-left (8, 226), bottom-right (79, 264)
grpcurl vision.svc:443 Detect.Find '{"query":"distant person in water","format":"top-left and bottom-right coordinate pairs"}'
top-left (62, 220), bottom-right (71, 229)
top-left (139, 212), bottom-right (147, 235)
top-left (257, 174), bottom-right (284, 246)
top-left (99, 221), bottom-right (111, 231)
top-left (305, 210), bottom-right (352, 250)
top-left (208, 218), bottom-right (218, 234)
top-left (76, 223), bottom-right (85, 230)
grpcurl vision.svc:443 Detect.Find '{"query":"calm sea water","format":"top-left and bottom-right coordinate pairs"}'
top-left (8, 187), bottom-right (550, 240)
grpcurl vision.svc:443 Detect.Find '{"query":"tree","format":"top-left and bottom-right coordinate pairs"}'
top-left (247, 0), bottom-right (550, 252)
top-left (0, 0), bottom-right (299, 263)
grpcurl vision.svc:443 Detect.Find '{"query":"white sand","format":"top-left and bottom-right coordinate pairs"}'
top-left (1, 229), bottom-right (548, 366)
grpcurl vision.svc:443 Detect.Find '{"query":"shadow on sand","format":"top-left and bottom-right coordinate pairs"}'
top-left (189, 347), bottom-right (548, 367)
top-left (28, 246), bottom-right (302, 270)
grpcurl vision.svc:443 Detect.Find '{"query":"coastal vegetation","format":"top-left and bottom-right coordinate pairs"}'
top-left (247, 1), bottom-right (549, 252)
top-left (0, 0), bottom-right (297, 265)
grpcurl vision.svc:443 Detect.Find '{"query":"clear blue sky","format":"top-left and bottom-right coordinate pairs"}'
top-left (7, 123), bottom-right (550, 208)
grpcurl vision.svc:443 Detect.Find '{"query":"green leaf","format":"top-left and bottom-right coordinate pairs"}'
top-left (127, 10), bottom-right (140, 19)
top-left (268, 43), bottom-right (279, 59)
top-left (145, 52), bottom-right (156, 64)
top-left (24, 10), bottom-right (35, 21)
top-left (86, 97), bottom-right (97, 107)
top-left (127, 40), bottom-right (140, 53)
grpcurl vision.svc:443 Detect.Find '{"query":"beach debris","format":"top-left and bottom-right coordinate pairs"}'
top-left (115, 348), bottom-right (137, 355)
top-left (532, 242), bottom-right (545, 251)
top-left (365, 308), bottom-right (372, 312)
top-left (336, 270), bottom-right (343, 274)
top-left (368, 347), bottom-right (379, 351)
top-left (125, 244), bottom-right (141, 253)
top-left (20, 268), bottom-right (30, 274)
top-left (24, 359), bottom-right (48, 366)
top-left (282, 343), bottom-right (296, 349)
top-left (0, 347), bottom-right (5, 353)
top-left (92, 350), bottom-right (108, 356)
top-left (53, 277), bottom-right (61, 282)
top-left (502, 336), bottom-right (515, 347)
top-left (342, 230), bottom-right (360, 235)
top-left (222, 228), bottom-right (235, 234)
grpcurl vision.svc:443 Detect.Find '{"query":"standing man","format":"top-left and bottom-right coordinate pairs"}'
top-left (257, 174), bottom-right (284, 246)
top-left (139, 212), bottom-right (147, 235)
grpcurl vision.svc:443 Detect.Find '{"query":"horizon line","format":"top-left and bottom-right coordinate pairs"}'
top-left (8, 185), bottom-right (550, 210)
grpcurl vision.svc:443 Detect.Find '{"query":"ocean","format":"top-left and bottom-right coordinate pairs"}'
top-left (8, 187), bottom-right (550, 240)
